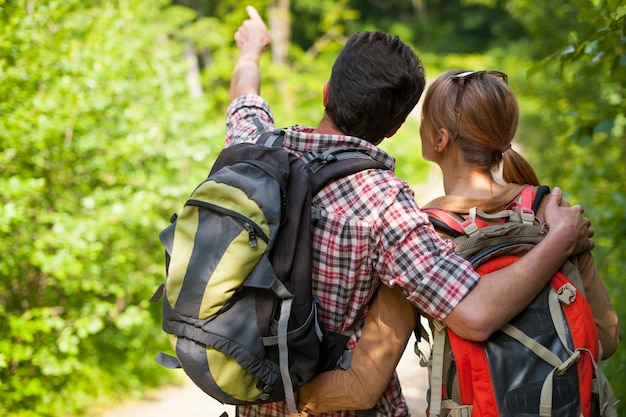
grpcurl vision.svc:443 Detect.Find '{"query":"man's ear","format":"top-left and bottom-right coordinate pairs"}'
top-left (385, 120), bottom-right (405, 138)
top-left (385, 125), bottom-right (401, 138)
top-left (323, 81), bottom-right (330, 107)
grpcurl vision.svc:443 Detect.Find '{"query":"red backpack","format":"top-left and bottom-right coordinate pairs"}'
top-left (422, 185), bottom-right (618, 417)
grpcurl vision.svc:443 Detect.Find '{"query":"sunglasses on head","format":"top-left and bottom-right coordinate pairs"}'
top-left (450, 70), bottom-right (508, 140)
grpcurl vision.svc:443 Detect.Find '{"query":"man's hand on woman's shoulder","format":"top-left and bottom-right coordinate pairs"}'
top-left (543, 187), bottom-right (595, 256)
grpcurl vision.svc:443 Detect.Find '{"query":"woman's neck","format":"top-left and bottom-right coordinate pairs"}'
top-left (441, 165), bottom-right (503, 199)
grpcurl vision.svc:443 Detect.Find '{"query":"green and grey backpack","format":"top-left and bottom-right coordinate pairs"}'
top-left (150, 125), bottom-right (388, 413)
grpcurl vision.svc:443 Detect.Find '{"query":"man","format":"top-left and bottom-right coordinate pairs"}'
top-left (226, 6), bottom-right (594, 417)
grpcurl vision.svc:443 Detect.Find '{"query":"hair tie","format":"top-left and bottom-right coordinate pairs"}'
top-left (500, 143), bottom-right (512, 153)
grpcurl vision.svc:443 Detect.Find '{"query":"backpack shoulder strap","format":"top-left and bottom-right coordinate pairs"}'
top-left (422, 208), bottom-right (492, 238)
top-left (250, 115), bottom-right (286, 148)
top-left (511, 184), bottom-right (551, 212)
top-left (422, 208), bottom-right (465, 238)
top-left (256, 128), bottom-right (286, 148)
top-left (304, 148), bottom-right (390, 195)
top-left (251, 114), bottom-right (389, 190)
top-left (532, 185), bottom-right (551, 212)
top-left (426, 184), bottom-right (552, 238)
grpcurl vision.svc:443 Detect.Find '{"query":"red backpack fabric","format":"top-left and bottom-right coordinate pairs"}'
top-left (422, 185), bottom-right (617, 417)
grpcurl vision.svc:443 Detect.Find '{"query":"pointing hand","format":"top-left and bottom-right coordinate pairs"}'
top-left (234, 6), bottom-right (271, 54)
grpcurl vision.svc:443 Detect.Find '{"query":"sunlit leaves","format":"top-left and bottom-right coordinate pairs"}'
top-left (0, 1), bottom-right (213, 415)
top-left (506, 0), bottom-right (626, 402)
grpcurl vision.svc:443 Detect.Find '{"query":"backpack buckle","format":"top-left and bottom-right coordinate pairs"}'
top-left (433, 319), bottom-right (446, 332)
top-left (303, 150), bottom-right (334, 173)
top-left (519, 206), bottom-right (535, 225)
top-left (557, 283), bottom-right (577, 305)
top-left (460, 218), bottom-right (479, 236)
top-left (256, 381), bottom-right (273, 401)
top-left (557, 349), bottom-right (581, 375)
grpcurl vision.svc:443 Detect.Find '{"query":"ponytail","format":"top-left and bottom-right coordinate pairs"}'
top-left (501, 149), bottom-right (540, 186)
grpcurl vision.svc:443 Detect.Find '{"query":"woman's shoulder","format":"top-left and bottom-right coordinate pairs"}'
top-left (422, 183), bottom-right (527, 214)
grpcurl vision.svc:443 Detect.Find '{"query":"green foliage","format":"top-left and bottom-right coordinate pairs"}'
top-left (340, 0), bottom-right (526, 53)
top-left (0, 1), bottom-right (370, 415)
top-left (292, 0), bottom-right (359, 51)
top-left (0, 1), bottom-right (223, 415)
top-left (380, 117), bottom-right (432, 192)
top-left (504, 0), bottom-right (626, 403)
top-left (2, 0), bottom-right (625, 414)
top-left (417, 0), bottom-right (626, 398)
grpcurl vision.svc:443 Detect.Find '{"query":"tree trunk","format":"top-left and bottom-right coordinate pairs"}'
top-left (269, 0), bottom-right (291, 66)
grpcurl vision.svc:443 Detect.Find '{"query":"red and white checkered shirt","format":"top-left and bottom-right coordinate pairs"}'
top-left (226, 95), bottom-right (479, 417)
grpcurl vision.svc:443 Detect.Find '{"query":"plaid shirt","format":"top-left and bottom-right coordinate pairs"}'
top-left (226, 95), bottom-right (479, 417)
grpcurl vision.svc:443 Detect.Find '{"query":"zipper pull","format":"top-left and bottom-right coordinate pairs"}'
top-left (243, 223), bottom-right (258, 248)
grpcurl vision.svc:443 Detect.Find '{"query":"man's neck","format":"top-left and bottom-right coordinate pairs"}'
top-left (312, 113), bottom-right (344, 135)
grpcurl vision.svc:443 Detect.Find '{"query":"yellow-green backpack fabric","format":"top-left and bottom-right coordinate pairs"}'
top-left (151, 128), bottom-right (389, 413)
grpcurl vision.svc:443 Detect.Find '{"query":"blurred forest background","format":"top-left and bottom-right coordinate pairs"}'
top-left (1, 0), bottom-right (624, 416)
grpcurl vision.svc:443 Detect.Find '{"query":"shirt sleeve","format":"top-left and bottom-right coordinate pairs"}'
top-left (225, 94), bottom-right (275, 146)
top-left (373, 186), bottom-right (480, 321)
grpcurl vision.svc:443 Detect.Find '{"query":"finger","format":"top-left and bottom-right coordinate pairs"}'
top-left (587, 239), bottom-right (596, 251)
top-left (569, 204), bottom-right (584, 216)
top-left (550, 187), bottom-right (563, 207)
top-left (246, 5), bottom-right (262, 22)
top-left (234, 28), bottom-right (244, 44)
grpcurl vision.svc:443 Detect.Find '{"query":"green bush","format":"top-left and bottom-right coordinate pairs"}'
top-left (1, 0), bottom-right (623, 415)
top-left (0, 1), bottom-right (219, 414)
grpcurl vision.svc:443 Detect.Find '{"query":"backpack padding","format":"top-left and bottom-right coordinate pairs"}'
top-left (425, 185), bottom-right (617, 417)
top-left (156, 125), bottom-right (395, 411)
top-left (425, 208), bottom-right (491, 237)
top-left (532, 185), bottom-right (551, 213)
top-left (310, 155), bottom-right (389, 195)
top-left (448, 256), bottom-right (591, 417)
top-left (427, 215), bottom-right (463, 238)
top-left (256, 128), bottom-right (286, 148)
top-left (252, 121), bottom-right (391, 195)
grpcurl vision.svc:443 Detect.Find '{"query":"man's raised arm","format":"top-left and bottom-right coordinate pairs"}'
top-left (229, 6), bottom-right (271, 101)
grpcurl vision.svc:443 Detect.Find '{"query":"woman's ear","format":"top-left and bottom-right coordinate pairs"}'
top-left (435, 127), bottom-right (451, 152)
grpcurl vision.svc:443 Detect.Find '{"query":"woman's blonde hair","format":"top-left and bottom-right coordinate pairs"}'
top-left (421, 69), bottom-right (540, 185)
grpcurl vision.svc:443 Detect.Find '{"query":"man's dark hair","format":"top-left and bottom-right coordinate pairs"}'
top-left (325, 32), bottom-right (426, 145)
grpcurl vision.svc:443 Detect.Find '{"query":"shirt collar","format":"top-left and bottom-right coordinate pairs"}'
top-left (283, 125), bottom-right (396, 171)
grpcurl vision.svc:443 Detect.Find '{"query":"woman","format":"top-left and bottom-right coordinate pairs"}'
top-left (296, 69), bottom-right (619, 415)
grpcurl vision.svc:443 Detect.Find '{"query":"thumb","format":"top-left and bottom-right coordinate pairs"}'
top-left (549, 186), bottom-right (563, 207)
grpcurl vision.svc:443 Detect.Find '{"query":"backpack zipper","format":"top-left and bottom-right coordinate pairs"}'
top-left (186, 199), bottom-right (269, 248)
top-left (242, 222), bottom-right (259, 248)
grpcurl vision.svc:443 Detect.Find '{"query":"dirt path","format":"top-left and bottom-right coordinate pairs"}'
top-left (100, 334), bottom-right (429, 417)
